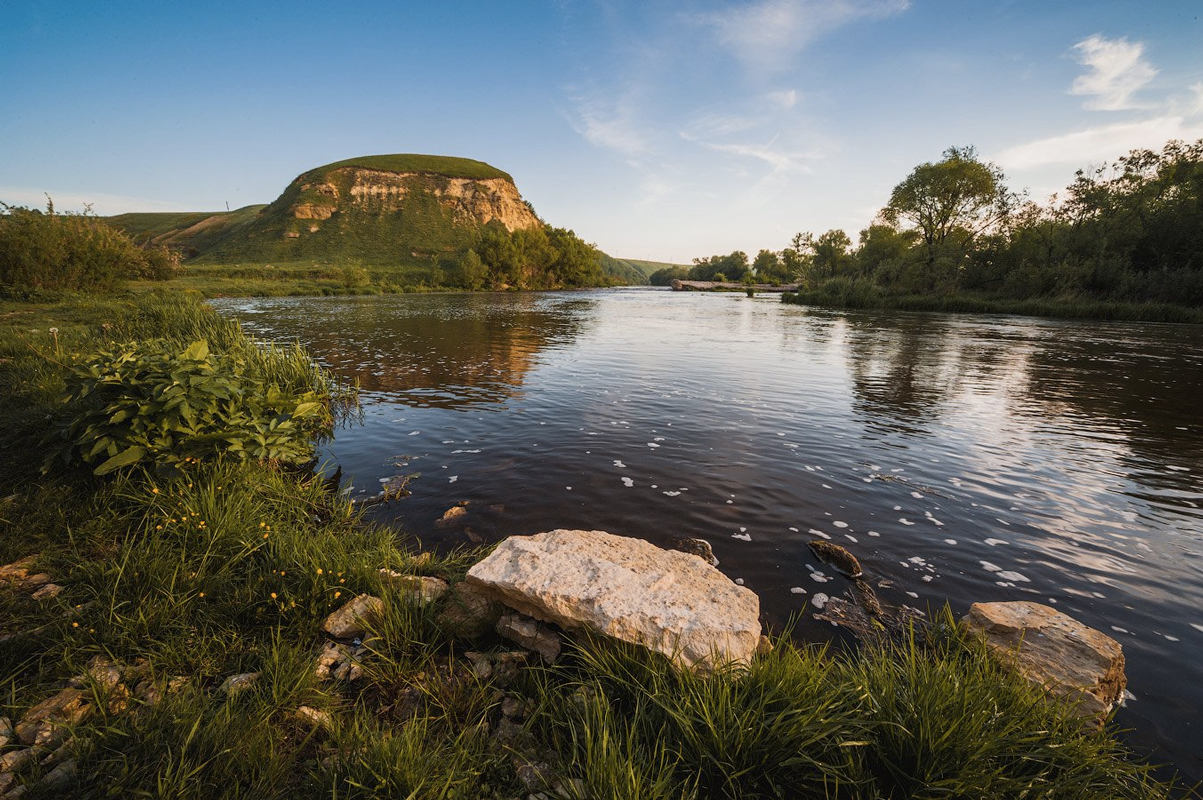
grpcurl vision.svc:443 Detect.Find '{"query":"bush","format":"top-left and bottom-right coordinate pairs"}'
top-left (49, 338), bottom-right (333, 475)
top-left (0, 200), bottom-right (180, 291)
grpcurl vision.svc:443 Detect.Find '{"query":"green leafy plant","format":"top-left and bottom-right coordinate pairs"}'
top-left (50, 338), bottom-right (332, 475)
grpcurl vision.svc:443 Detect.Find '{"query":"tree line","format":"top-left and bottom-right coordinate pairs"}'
top-left (669, 139), bottom-right (1203, 307)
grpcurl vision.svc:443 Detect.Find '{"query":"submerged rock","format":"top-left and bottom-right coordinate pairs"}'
top-left (670, 537), bottom-right (719, 566)
top-left (807, 540), bottom-right (863, 578)
top-left (962, 601), bottom-right (1126, 720)
top-left (466, 529), bottom-right (761, 669)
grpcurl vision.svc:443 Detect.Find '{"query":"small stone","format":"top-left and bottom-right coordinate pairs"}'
top-left (18, 574), bottom-right (50, 591)
top-left (218, 672), bottom-right (260, 696)
top-left (501, 696), bottom-right (524, 719)
top-left (0, 772), bottom-right (15, 795)
top-left (30, 583), bottom-right (63, 602)
top-left (0, 717), bottom-right (12, 749)
top-left (378, 571), bottom-right (449, 604)
top-left (14, 689), bottom-right (89, 747)
top-left (39, 738), bottom-right (74, 769)
top-left (807, 541), bottom-right (863, 578)
top-left (755, 635), bottom-right (774, 656)
top-left (0, 556), bottom-right (37, 585)
top-left (294, 706), bottom-right (333, 731)
top-left (497, 613), bottom-right (562, 664)
top-left (40, 758), bottom-right (77, 791)
top-left (322, 594), bottom-right (383, 639)
top-left (670, 537), bottom-right (719, 566)
top-left (0, 747), bottom-right (43, 774)
top-left (314, 641), bottom-right (363, 682)
top-left (435, 505), bottom-right (468, 528)
top-left (515, 760), bottom-right (551, 791)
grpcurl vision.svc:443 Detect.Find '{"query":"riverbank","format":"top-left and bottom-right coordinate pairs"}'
top-left (0, 292), bottom-right (1190, 797)
top-left (781, 286), bottom-right (1203, 324)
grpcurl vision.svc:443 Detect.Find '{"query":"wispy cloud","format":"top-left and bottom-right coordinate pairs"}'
top-left (692, 0), bottom-right (910, 74)
top-left (568, 93), bottom-right (651, 158)
top-left (996, 116), bottom-right (1203, 170)
top-left (1070, 34), bottom-right (1157, 111)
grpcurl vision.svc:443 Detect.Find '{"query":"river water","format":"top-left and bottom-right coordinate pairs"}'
top-left (212, 289), bottom-right (1203, 780)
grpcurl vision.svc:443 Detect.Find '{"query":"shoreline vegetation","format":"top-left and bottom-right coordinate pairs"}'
top-left (664, 139), bottom-right (1203, 326)
top-left (0, 217), bottom-right (1192, 796)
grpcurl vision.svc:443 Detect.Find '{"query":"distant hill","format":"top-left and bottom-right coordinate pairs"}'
top-left (104, 154), bottom-right (646, 285)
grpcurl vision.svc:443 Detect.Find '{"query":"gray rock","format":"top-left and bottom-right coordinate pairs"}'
top-left (321, 594), bottom-right (383, 639)
top-left (314, 641), bottom-right (364, 682)
top-left (0, 717), bottom-right (12, 750)
top-left (15, 689), bottom-right (89, 747)
top-left (497, 613), bottom-right (562, 663)
top-left (378, 570), bottom-right (449, 604)
top-left (467, 530), bottom-right (761, 670)
top-left (218, 672), bottom-right (260, 697)
top-left (29, 583), bottom-right (63, 602)
top-left (294, 706), bottom-right (334, 731)
top-left (963, 601), bottom-right (1126, 720)
top-left (670, 537), bottom-right (718, 566)
top-left (39, 758), bottom-right (76, 792)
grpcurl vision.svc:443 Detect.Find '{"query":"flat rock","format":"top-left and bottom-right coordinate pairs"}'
top-left (218, 672), bottom-right (260, 696)
top-left (466, 529), bottom-right (761, 669)
top-left (322, 594), bottom-right (383, 639)
top-left (963, 601), bottom-right (1126, 719)
top-left (0, 556), bottom-right (37, 586)
top-left (14, 689), bottom-right (89, 748)
top-left (29, 583), bottom-right (63, 602)
top-left (496, 612), bottom-right (562, 663)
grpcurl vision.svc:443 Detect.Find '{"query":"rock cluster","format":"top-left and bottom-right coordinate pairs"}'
top-left (0, 655), bottom-right (187, 797)
top-left (962, 601), bottom-right (1127, 721)
top-left (466, 529), bottom-right (762, 670)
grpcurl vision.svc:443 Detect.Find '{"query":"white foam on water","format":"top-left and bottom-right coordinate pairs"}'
top-left (1164, 635), bottom-right (1180, 642)
top-left (811, 592), bottom-right (829, 609)
top-left (906, 591), bottom-right (918, 598)
top-left (809, 572), bottom-right (829, 583)
top-left (845, 534), bottom-right (858, 543)
top-left (647, 442), bottom-right (660, 448)
top-left (900, 518), bottom-right (915, 526)
top-left (613, 460), bottom-right (626, 468)
top-left (1192, 623), bottom-right (1203, 633)
top-left (1111, 626), bottom-right (1130, 634)
top-left (911, 491), bottom-right (924, 499)
top-left (922, 575), bottom-right (933, 582)
top-left (448, 476), bottom-right (458, 483)
top-left (735, 578), bottom-right (745, 585)
top-left (731, 531), bottom-right (752, 541)
top-left (833, 521), bottom-right (848, 528)
top-left (980, 561), bottom-right (1001, 572)
top-left (893, 505), bottom-right (902, 511)
top-left (789, 527), bottom-right (799, 532)
top-left (663, 491), bottom-right (681, 497)
top-left (868, 531), bottom-right (880, 537)
top-left (621, 477), bottom-right (635, 487)
top-left (997, 570), bottom-right (1029, 582)
top-left (566, 486), bottom-right (572, 490)
top-left (790, 587), bottom-right (806, 594)
top-left (985, 538), bottom-right (1008, 546)
top-left (408, 431), bottom-right (420, 436)
top-left (809, 528), bottom-right (831, 540)
top-left (944, 538), bottom-right (957, 545)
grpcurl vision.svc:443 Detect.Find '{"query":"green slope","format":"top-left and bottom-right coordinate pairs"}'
top-left (107, 205), bottom-right (266, 258)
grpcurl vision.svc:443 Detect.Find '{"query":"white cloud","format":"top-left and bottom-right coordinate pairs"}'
top-left (1070, 34), bottom-right (1157, 111)
top-left (695, 137), bottom-right (817, 174)
top-left (995, 116), bottom-right (1203, 170)
top-left (693, 0), bottom-right (910, 74)
top-left (568, 94), bottom-right (650, 157)
top-left (767, 89), bottom-right (798, 109)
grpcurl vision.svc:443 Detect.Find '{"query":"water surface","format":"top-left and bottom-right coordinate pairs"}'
top-left (214, 289), bottom-right (1203, 780)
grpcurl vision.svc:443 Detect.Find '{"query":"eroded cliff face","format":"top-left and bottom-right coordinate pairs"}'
top-left (288, 167), bottom-right (541, 232)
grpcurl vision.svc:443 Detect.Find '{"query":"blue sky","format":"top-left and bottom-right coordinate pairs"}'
top-left (2, 1), bottom-right (1201, 262)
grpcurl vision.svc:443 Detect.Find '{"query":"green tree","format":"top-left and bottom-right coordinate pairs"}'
top-left (882, 146), bottom-right (1014, 289)
top-left (452, 249), bottom-right (488, 289)
top-left (752, 249), bottom-right (785, 284)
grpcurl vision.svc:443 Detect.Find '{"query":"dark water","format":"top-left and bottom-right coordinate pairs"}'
top-left (213, 289), bottom-right (1203, 780)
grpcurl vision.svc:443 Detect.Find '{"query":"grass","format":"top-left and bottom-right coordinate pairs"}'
top-left (303, 154), bottom-right (514, 183)
top-left (0, 291), bottom-right (1192, 797)
top-left (782, 287), bottom-right (1203, 324)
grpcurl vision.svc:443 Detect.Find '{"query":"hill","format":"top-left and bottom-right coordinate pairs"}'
top-left (105, 154), bottom-right (644, 290)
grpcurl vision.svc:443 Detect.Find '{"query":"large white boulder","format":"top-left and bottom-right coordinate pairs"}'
top-left (962, 601), bottom-right (1126, 719)
top-left (466, 529), bottom-right (761, 669)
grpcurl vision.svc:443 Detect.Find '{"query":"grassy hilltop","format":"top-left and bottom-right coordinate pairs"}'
top-left (101, 154), bottom-right (654, 294)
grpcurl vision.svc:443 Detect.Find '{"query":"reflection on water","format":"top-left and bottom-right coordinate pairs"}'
top-left (213, 290), bottom-right (1203, 781)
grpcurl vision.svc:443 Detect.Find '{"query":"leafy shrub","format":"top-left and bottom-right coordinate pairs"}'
top-left (0, 200), bottom-right (181, 291)
top-left (50, 338), bottom-right (332, 475)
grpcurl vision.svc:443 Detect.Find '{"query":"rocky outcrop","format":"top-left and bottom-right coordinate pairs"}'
top-left (287, 167), bottom-right (540, 233)
top-left (465, 529), bottom-right (762, 670)
top-left (962, 601), bottom-right (1126, 720)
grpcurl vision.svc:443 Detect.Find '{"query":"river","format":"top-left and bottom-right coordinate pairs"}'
top-left (213, 288), bottom-right (1203, 780)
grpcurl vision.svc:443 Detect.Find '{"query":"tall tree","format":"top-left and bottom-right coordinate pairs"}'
top-left (883, 146), bottom-right (1014, 285)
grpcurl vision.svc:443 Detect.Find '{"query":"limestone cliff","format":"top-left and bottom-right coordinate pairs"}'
top-left (192, 154), bottom-right (545, 264)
